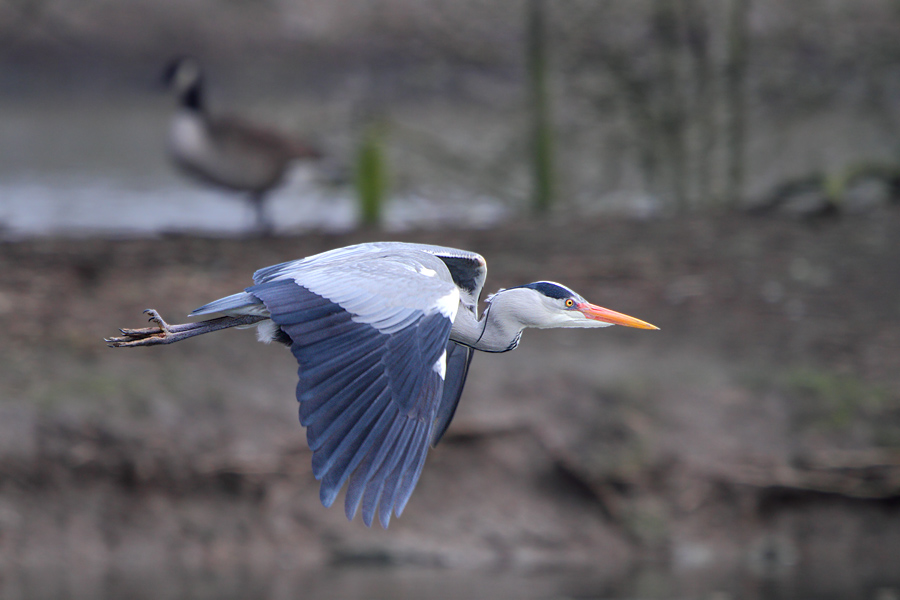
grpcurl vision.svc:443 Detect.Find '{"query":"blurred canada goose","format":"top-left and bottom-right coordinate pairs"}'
top-left (163, 57), bottom-right (322, 233)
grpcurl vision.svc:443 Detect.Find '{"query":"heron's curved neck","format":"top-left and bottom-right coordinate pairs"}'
top-left (450, 296), bottom-right (525, 353)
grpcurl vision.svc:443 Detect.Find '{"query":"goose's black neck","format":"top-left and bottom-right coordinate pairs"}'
top-left (181, 82), bottom-right (205, 112)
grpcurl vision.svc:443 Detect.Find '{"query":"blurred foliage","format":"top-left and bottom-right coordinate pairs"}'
top-left (737, 365), bottom-right (900, 448)
top-left (750, 159), bottom-right (900, 216)
top-left (785, 368), bottom-right (895, 435)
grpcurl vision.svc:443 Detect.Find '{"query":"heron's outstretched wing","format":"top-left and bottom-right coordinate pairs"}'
top-left (415, 247), bottom-right (483, 446)
top-left (247, 250), bottom-right (460, 528)
top-left (420, 247), bottom-right (488, 314)
top-left (252, 242), bottom-right (486, 297)
top-left (431, 341), bottom-right (474, 446)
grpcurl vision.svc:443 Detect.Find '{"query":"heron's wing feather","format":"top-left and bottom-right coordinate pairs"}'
top-left (250, 243), bottom-right (410, 285)
top-left (247, 255), bottom-right (459, 528)
top-left (414, 246), bottom-right (487, 311)
top-left (431, 341), bottom-right (475, 446)
top-left (251, 244), bottom-right (374, 285)
top-left (250, 241), bottom-right (485, 295)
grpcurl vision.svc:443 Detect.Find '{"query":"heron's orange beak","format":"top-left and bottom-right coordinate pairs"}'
top-left (576, 302), bottom-right (659, 330)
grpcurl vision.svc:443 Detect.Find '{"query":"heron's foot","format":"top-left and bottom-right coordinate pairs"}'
top-left (106, 310), bottom-right (265, 348)
top-left (105, 309), bottom-right (175, 347)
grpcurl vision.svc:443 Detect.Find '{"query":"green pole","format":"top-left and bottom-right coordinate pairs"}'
top-left (527, 0), bottom-right (554, 214)
top-left (355, 121), bottom-right (388, 228)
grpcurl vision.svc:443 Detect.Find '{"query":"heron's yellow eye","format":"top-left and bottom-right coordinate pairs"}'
top-left (565, 298), bottom-right (575, 308)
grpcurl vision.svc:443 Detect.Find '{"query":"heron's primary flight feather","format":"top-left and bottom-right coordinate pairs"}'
top-left (431, 341), bottom-right (474, 446)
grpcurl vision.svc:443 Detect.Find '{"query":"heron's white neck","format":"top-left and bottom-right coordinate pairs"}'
top-left (449, 291), bottom-right (530, 353)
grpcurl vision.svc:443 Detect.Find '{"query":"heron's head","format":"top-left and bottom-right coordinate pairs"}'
top-left (487, 281), bottom-right (658, 330)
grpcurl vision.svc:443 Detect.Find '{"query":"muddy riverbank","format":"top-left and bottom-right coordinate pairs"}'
top-left (0, 212), bottom-right (899, 597)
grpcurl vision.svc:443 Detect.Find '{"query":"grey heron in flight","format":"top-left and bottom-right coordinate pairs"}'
top-left (107, 242), bottom-right (657, 527)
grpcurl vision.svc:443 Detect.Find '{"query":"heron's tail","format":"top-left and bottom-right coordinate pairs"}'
top-left (190, 291), bottom-right (265, 317)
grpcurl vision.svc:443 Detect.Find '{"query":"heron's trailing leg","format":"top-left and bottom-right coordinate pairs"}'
top-left (106, 309), bottom-right (266, 348)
